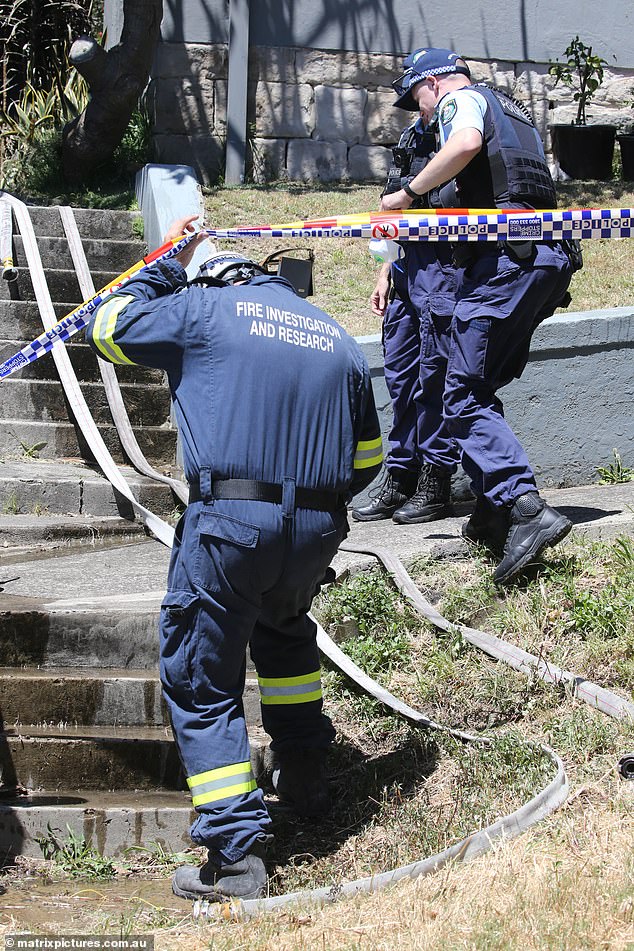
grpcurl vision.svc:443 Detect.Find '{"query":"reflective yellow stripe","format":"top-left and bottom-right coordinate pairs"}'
top-left (187, 761), bottom-right (257, 806)
top-left (258, 670), bottom-right (322, 706)
top-left (191, 779), bottom-right (257, 807)
top-left (354, 435), bottom-right (383, 470)
top-left (91, 295), bottom-right (137, 365)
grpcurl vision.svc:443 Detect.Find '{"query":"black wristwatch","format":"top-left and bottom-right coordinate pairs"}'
top-left (403, 182), bottom-right (422, 200)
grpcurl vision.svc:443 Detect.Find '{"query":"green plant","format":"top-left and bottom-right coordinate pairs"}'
top-left (317, 570), bottom-right (418, 675)
top-left (596, 448), bottom-right (634, 484)
top-left (0, 0), bottom-right (96, 114)
top-left (549, 36), bottom-right (609, 126)
top-left (2, 492), bottom-right (20, 515)
top-left (36, 823), bottom-right (116, 879)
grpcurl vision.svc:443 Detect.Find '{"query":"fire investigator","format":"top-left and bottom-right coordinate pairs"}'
top-left (381, 48), bottom-right (576, 582)
top-left (86, 217), bottom-right (383, 902)
top-left (352, 62), bottom-right (461, 525)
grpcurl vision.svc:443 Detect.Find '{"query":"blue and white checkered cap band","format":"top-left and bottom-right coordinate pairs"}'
top-left (409, 63), bottom-right (465, 81)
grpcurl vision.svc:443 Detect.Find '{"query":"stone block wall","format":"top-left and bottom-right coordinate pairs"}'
top-left (149, 44), bottom-right (634, 185)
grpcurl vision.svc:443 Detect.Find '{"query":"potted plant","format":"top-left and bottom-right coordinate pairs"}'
top-left (617, 99), bottom-right (634, 181)
top-left (548, 36), bottom-right (616, 180)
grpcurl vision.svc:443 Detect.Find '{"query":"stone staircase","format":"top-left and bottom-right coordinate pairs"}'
top-left (0, 204), bottom-right (265, 859)
top-left (0, 206), bottom-right (176, 464)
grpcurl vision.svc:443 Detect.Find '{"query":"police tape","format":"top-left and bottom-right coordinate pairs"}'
top-left (205, 206), bottom-right (634, 242)
top-left (0, 224), bottom-right (192, 380)
top-left (1, 205), bottom-right (633, 381)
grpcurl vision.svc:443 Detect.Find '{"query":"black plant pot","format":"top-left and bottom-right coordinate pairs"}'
top-left (618, 134), bottom-right (634, 182)
top-left (550, 124), bottom-right (616, 180)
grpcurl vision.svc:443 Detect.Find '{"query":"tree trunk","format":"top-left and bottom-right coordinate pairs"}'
top-left (62, 0), bottom-right (163, 183)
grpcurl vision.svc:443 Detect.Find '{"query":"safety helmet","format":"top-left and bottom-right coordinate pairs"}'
top-left (196, 252), bottom-right (267, 285)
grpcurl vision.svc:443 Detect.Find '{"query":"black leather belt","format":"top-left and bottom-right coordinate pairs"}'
top-left (188, 478), bottom-right (344, 512)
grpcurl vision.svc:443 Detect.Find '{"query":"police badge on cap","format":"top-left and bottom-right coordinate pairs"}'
top-left (392, 48), bottom-right (470, 111)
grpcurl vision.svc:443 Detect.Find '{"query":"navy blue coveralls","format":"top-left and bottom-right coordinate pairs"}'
top-left (87, 261), bottom-right (382, 863)
top-left (435, 85), bottom-right (573, 506)
top-left (383, 119), bottom-right (460, 476)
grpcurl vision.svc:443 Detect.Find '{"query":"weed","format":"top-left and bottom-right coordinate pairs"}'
top-left (123, 840), bottom-right (200, 872)
top-left (35, 823), bottom-right (116, 879)
top-left (31, 501), bottom-right (48, 516)
top-left (596, 448), bottom-right (634, 484)
top-left (2, 492), bottom-right (20, 515)
top-left (10, 433), bottom-right (47, 459)
top-left (131, 216), bottom-right (145, 240)
top-left (316, 569), bottom-right (419, 675)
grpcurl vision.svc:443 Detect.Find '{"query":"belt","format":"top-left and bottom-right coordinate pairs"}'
top-left (188, 478), bottom-right (345, 512)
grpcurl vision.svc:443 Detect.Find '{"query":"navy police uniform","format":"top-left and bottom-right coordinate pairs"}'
top-left (382, 119), bottom-right (460, 476)
top-left (87, 261), bottom-right (382, 864)
top-left (435, 84), bottom-right (573, 506)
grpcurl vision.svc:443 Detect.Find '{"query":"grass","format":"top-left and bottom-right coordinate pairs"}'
top-left (202, 180), bottom-right (634, 337)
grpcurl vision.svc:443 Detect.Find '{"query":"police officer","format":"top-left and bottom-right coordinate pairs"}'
top-left (86, 217), bottom-right (383, 902)
top-left (381, 48), bottom-right (574, 582)
top-left (352, 98), bottom-right (461, 524)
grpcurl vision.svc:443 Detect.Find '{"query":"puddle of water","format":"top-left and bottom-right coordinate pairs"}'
top-left (0, 875), bottom-right (187, 930)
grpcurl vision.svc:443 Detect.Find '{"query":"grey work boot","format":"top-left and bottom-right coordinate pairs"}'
top-left (172, 842), bottom-right (267, 901)
top-left (351, 468), bottom-right (418, 521)
top-left (494, 492), bottom-right (572, 585)
top-left (272, 747), bottom-right (331, 817)
top-left (462, 496), bottom-right (511, 557)
top-left (392, 463), bottom-right (454, 524)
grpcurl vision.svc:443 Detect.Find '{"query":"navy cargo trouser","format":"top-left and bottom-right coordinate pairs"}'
top-left (382, 254), bottom-right (459, 474)
top-left (443, 244), bottom-right (573, 506)
top-left (160, 495), bottom-right (348, 864)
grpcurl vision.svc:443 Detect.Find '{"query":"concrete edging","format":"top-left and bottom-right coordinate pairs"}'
top-left (358, 305), bottom-right (634, 496)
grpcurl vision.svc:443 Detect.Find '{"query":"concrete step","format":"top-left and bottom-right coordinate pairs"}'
top-left (0, 669), bottom-right (261, 729)
top-left (20, 206), bottom-right (143, 241)
top-left (0, 725), bottom-right (272, 859)
top-left (0, 418), bottom-right (177, 466)
top-left (0, 788), bottom-right (195, 858)
top-left (0, 515), bottom-right (146, 552)
top-left (0, 592), bottom-right (163, 669)
top-left (0, 460), bottom-right (183, 519)
top-left (12, 235), bottom-right (145, 272)
top-left (0, 723), bottom-right (185, 791)
top-left (0, 379), bottom-right (172, 427)
top-left (0, 340), bottom-right (165, 384)
top-left (0, 300), bottom-right (83, 339)
top-left (1, 267), bottom-right (121, 303)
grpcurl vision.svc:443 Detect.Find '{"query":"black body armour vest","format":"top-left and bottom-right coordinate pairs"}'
top-left (382, 124), bottom-right (438, 208)
top-left (453, 84), bottom-right (557, 210)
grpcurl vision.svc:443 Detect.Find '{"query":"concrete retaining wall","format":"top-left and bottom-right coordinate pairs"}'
top-left (358, 306), bottom-right (634, 496)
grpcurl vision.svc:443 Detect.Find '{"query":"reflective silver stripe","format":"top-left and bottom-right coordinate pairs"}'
top-left (259, 680), bottom-right (320, 697)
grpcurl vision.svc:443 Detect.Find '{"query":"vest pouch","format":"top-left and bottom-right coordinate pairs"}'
top-left (504, 240), bottom-right (537, 264)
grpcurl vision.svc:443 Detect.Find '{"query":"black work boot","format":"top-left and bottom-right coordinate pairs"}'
top-left (392, 463), bottom-right (454, 524)
top-left (494, 492), bottom-right (572, 585)
top-left (351, 468), bottom-right (418, 521)
top-left (172, 841), bottom-right (267, 901)
top-left (462, 497), bottom-right (511, 557)
top-left (272, 747), bottom-right (331, 817)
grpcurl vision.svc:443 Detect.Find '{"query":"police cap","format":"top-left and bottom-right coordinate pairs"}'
top-left (393, 48), bottom-right (471, 111)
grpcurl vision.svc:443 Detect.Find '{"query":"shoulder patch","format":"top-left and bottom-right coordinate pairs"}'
top-left (440, 99), bottom-right (458, 125)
